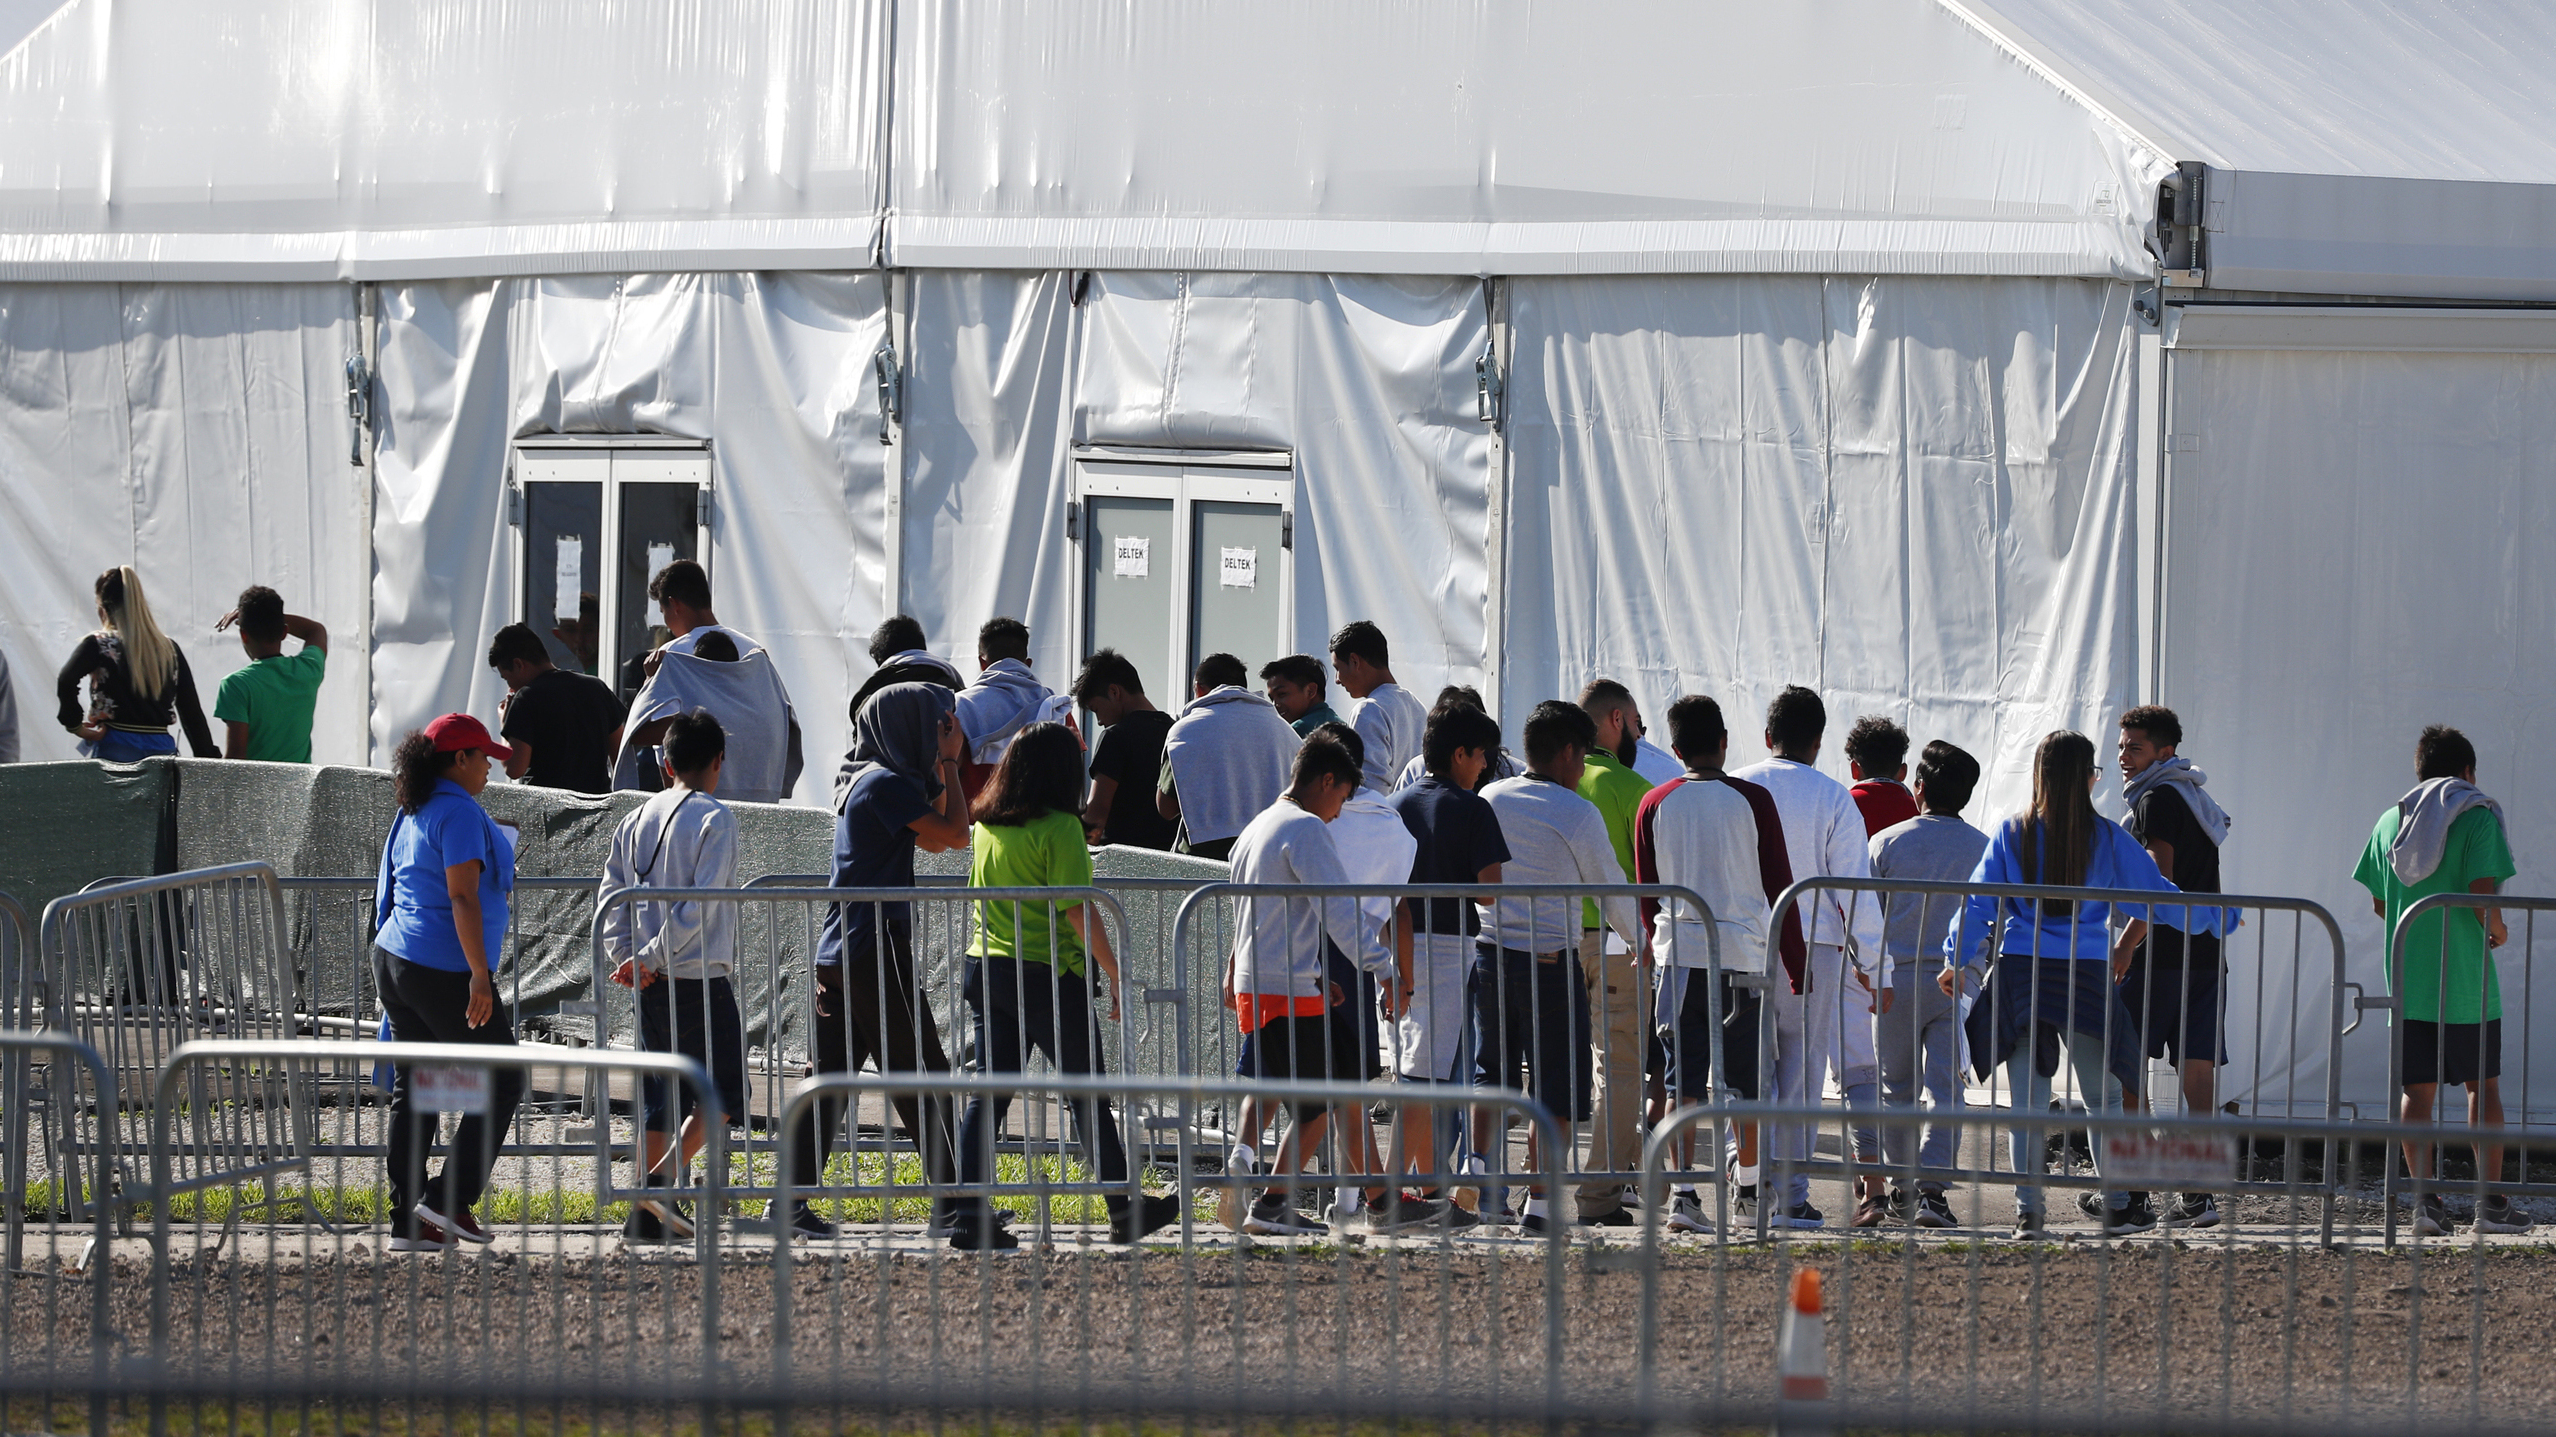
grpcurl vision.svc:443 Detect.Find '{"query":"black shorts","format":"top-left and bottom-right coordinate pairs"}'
top-left (1323, 943), bottom-right (1387, 1081)
top-left (1238, 1008), bottom-right (1364, 1122)
top-left (1469, 944), bottom-right (1592, 1123)
top-left (1662, 970), bottom-right (1760, 1102)
top-left (636, 974), bottom-right (749, 1131)
top-left (2117, 942), bottom-right (2223, 1065)
top-left (2403, 1018), bottom-right (2502, 1088)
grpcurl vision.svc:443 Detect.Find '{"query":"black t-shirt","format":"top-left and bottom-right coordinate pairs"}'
top-left (500, 668), bottom-right (627, 794)
top-left (1389, 777), bottom-right (1514, 936)
top-left (1088, 709), bottom-right (1177, 851)
top-left (2129, 783), bottom-right (2220, 960)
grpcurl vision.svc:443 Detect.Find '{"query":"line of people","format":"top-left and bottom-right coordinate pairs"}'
top-left (353, 597), bottom-right (2521, 1250)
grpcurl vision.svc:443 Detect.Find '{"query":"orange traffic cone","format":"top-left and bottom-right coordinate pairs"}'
top-left (1776, 1267), bottom-right (1830, 1431)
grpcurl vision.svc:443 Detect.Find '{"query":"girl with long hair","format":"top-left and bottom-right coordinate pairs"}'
top-left (1947, 730), bottom-right (2234, 1238)
top-left (54, 566), bottom-right (216, 760)
top-left (373, 713), bottom-right (523, 1251)
top-left (948, 721), bottom-right (1176, 1249)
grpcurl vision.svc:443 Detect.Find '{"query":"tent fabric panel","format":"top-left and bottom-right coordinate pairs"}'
top-left (894, 0), bottom-right (2164, 279)
top-left (2206, 168), bottom-right (2556, 303)
top-left (1075, 272), bottom-right (1496, 698)
top-left (1503, 275), bottom-right (2140, 820)
top-left (0, 282), bottom-right (364, 767)
top-left (2160, 345), bottom-right (2556, 1119)
top-left (0, 0), bottom-right (886, 281)
top-left (896, 271), bottom-right (1079, 688)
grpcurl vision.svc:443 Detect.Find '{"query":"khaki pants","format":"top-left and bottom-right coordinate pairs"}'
top-left (1578, 928), bottom-right (1647, 1218)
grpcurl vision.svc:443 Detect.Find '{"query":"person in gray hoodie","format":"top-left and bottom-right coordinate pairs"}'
top-left (598, 709), bottom-right (743, 1243)
top-left (953, 617), bottom-right (1073, 798)
top-left (1157, 653), bottom-right (1301, 862)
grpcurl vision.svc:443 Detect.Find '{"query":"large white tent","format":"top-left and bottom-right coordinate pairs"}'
top-left (1, 0), bottom-right (2552, 1117)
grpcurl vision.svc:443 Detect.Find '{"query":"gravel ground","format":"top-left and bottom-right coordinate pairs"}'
top-left (8, 1216), bottom-right (2555, 1434)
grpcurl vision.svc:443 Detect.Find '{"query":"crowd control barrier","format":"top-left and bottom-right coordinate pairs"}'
top-left (1636, 1102), bottom-right (2526, 1433)
top-left (136, 1037), bottom-right (725, 1420)
top-left (0, 890), bottom-right (35, 1026)
top-left (766, 1070), bottom-right (1571, 1425)
top-left (0, 1031), bottom-right (114, 1437)
top-left (1167, 882), bottom-right (1722, 1209)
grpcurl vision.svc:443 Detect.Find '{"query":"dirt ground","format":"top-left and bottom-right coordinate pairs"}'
top-left (7, 1224), bottom-right (2551, 1434)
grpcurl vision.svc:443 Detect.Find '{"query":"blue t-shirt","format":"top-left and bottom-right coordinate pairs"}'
top-left (815, 766), bottom-right (934, 967)
top-left (1388, 776), bottom-right (1512, 936)
top-left (375, 779), bottom-right (513, 972)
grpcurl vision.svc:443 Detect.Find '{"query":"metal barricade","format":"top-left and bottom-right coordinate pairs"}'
top-left (138, 1037), bottom-right (723, 1417)
top-left (1170, 882), bottom-right (1721, 1209)
top-left (1635, 1102), bottom-right (2527, 1433)
top-left (0, 889), bottom-right (35, 1027)
top-left (591, 884), bottom-right (1143, 1190)
top-left (766, 1071), bottom-right (1572, 1426)
top-left (277, 874), bottom-right (601, 1041)
top-left (2379, 892), bottom-right (2556, 1242)
top-left (1762, 876), bottom-right (2349, 1235)
top-left (0, 1031), bottom-right (115, 1437)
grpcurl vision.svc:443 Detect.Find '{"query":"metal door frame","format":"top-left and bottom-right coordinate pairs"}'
top-left (1069, 447), bottom-right (1295, 700)
top-left (507, 437), bottom-right (714, 686)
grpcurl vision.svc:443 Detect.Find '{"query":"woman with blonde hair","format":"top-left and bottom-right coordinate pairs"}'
top-left (54, 566), bottom-right (216, 761)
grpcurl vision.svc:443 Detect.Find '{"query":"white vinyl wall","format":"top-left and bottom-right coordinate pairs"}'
top-left (1502, 276), bottom-right (2146, 819)
top-left (2160, 340), bottom-right (2556, 1119)
top-left (0, 283), bottom-right (368, 766)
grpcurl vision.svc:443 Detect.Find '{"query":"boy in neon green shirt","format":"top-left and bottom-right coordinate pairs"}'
top-left (1574, 680), bottom-right (1656, 1224)
top-left (213, 586), bottom-right (327, 762)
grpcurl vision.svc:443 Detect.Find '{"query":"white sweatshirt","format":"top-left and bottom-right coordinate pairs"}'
top-left (1479, 774), bottom-right (1642, 954)
top-left (1225, 799), bottom-right (1393, 997)
top-left (1729, 756), bottom-right (1888, 983)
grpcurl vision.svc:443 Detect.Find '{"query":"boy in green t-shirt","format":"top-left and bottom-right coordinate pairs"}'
top-left (213, 586), bottom-right (327, 763)
top-left (2351, 724), bottom-right (2526, 1237)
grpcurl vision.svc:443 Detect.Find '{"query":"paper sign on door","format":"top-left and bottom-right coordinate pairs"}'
top-left (414, 1065), bottom-right (491, 1115)
top-left (553, 536), bottom-right (584, 622)
top-left (643, 543), bottom-right (677, 627)
top-left (1220, 546), bottom-right (1258, 590)
top-left (1113, 536), bottom-right (1150, 578)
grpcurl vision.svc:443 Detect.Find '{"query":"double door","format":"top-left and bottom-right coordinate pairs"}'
top-left (1077, 453), bottom-right (1294, 707)
top-left (511, 440), bottom-right (713, 700)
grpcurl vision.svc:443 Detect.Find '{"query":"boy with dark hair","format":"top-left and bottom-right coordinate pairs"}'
top-left (1384, 700), bottom-right (1509, 1226)
top-left (2354, 724), bottom-right (2527, 1237)
top-left (1634, 694), bottom-right (1802, 1231)
top-left (953, 616), bottom-right (1071, 793)
top-left (489, 622), bottom-right (626, 793)
top-left (1073, 648), bottom-right (1175, 851)
top-left (1389, 686), bottom-right (1522, 790)
top-left (1572, 677), bottom-right (1656, 1224)
top-left (1329, 620), bottom-right (1426, 794)
top-left (598, 708), bottom-right (745, 1241)
top-left (1219, 733), bottom-right (1411, 1234)
top-left (1476, 701), bottom-right (1642, 1233)
top-left (1844, 716), bottom-right (1918, 837)
top-left (649, 559), bottom-right (763, 661)
top-left (850, 615), bottom-right (963, 720)
top-left (1159, 653), bottom-right (1300, 861)
top-left (2114, 703), bottom-right (2236, 1228)
top-left (1868, 740), bottom-right (1987, 1229)
top-left (213, 585), bottom-right (328, 763)
top-left (1732, 685), bottom-right (1888, 1229)
top-left (1260, 654), bottom-right (1341, 737)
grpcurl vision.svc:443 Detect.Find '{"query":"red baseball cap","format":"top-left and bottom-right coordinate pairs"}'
top-left (423, 712), bottom-right (512, 761)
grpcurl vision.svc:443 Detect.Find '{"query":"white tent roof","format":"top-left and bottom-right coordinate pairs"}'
top-left (0, 0), bottom-right (2549, 294)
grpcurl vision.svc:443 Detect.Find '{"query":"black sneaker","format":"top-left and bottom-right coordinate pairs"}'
top-left (931, 1204), bottom-right (1016, 1239)
top-left (2165, 1192), bottom-right (2221, 1229)
top-left (1914, 1189), bottom-right (1957, 1229)
top-left (2010, 1209), bottom-right (2047, 1240)
top-left (1109, 1192), bottom-right (1185, 1243)
top-left (2075, 1191), bottom-right (2108, 1220)
top-left (772, 1201), bottom-right (838, 1241)
top-left (1885, 1186), bottom-right (1918, 1221)
top-left (1580, 1206), bottom-right (1637, 1227)
top-left (2476, 1196), bottom-right (2533, 1235)
top-left (2103, 1195), bottom-right (2158, 1236)
top-left (624, 1204), bottom-right (668, 1244)
top-left (2411, 1195), bottom-right (2454, 1238)
top-left (1779, 1201), bottom-right (1825, 1230)
top-left (948, 1218), bottom-right (1020, 1252)
top-left (1518, 1210), bottom-right (1567, 1235)
top-left (1243, 1195), bottom-right (1326, 1236)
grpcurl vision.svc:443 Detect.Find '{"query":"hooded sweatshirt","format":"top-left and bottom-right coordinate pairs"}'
top-left (1162, 686), bottom-right (1301, 846)
top-left (819, 682), bottom-right (955, 966)
top-left (614, 649), bottom-right (802, 804)
top-left (953, 658), bottom-right (1072, 765)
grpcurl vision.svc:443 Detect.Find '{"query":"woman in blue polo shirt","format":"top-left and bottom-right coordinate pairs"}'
top-left (374, 712), bottom-right (524, 1252)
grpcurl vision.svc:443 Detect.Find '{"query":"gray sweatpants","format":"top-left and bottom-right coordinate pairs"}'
top-left (1874, 963), bottom-right (1963, 1181)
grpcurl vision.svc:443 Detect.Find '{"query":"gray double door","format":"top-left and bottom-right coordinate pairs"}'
top-left (1077, 456), bottom-right (1294, 708)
